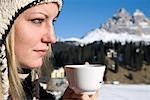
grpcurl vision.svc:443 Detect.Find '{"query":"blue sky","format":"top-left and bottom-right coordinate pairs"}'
top-left (54, 0), bottom-right (150, 39)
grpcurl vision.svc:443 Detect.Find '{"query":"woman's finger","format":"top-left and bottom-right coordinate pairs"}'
top-left (88, 90), bottom-right (99, 100)
top-left (62, 87), bottom-right (99, 100)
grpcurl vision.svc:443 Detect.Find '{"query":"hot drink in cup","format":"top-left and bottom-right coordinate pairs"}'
top-left (65, 64), bottom-right (106, 94)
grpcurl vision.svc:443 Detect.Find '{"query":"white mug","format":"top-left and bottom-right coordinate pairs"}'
top-left (65, 64), bottom-right (106, 94)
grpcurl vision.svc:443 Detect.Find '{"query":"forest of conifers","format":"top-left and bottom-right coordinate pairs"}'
top-left (52, 41), bottom-right (150, 71)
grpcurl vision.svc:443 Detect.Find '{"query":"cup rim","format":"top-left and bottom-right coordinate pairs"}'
top-left (64, 64), bottom-right (106, 69)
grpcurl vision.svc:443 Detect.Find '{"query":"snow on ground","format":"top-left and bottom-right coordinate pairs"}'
top-left (99, 84), bottom-right (150, 100)
top-left (41, 80), bottom-right (150, 100)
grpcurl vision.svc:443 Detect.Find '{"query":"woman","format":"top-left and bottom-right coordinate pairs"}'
top-left (0, 0), bottom-right (98, 100)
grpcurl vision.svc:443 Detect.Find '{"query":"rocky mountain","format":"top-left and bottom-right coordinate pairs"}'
top-left (61, 8), bottom-right (150, 45)
top-left (101, 8), bottom-right (150, 35)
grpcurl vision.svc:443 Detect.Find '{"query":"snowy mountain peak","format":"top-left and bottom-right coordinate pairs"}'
top-left (118, 8), bottom-right (127, 13)
top-left (101, 8), bottom-right (150, 34)
top-left (132, 9), bottom-right (150, 27)
top-left (133, 9), bottom-right (145, 17)
top-left (117, 8), bottom-right (130, 17)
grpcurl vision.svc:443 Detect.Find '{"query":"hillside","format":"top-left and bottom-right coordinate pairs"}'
top-left (105, 57), bottom-right (150, 84)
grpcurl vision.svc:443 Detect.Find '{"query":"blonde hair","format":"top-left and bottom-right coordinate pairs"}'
top-left (6, 26), bottom-right (25, 100)
top-left (41, 46), bottom-right (54, 81)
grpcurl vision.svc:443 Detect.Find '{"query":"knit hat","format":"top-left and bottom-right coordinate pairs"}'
top-left (0, 0), bottom-right (63, 99)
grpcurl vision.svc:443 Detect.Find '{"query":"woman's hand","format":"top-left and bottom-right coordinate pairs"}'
top-left (62, 87), bottom-right (99, 100)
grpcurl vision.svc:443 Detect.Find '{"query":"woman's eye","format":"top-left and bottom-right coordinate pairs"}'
top-left (31, 18), bottom-right (44, 24)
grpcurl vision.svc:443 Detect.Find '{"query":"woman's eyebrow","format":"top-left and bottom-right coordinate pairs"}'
top-left (28, 11), bottom-right (49, 18)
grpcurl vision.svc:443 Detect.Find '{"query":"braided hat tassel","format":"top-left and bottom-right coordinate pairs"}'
top-left (0, 44), bottom-right (9, 100)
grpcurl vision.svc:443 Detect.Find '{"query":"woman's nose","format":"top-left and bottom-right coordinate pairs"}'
top-left (42, 22), bottom-right (57, 44)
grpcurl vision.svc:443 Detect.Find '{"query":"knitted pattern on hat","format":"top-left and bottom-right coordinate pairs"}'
top-left (0, 0), bottom-right (62, 99)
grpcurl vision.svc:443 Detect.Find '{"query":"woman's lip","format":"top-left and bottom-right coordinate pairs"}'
top-left (33, 50), bottom-right (48, 56)
top-left (34, 49), bottom-right (47, 52)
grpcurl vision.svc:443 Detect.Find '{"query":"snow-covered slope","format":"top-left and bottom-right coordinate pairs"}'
top-left (99, 84), bottom-right (150, 100)
top-left (61, 28), bottom-right (150, 45)
top-left (81, 29), bottom-right (150, 44)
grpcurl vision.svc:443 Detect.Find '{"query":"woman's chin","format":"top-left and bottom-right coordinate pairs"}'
top-left (20, 61), bottom-right (43, 69)
top-left (30, 63), bottom-right (43, 69)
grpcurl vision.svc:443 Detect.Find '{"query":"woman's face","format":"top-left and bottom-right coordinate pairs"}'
top-left (14, 3), bottom-right (59, 68)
